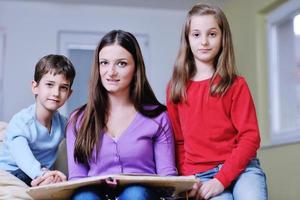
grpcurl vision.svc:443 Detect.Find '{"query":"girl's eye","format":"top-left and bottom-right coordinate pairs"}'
top-left (117, 61), bottom-right (127, 67)
top-left (209, 32), bottom-right (217, 37)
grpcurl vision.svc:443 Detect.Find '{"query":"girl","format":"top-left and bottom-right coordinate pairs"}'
top-left (67, 30), bottom-right (177, 200)
top-left (167, 3), bottom-right (267, 200)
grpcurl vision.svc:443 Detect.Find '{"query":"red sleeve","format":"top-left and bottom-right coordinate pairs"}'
top-left (166, 89), bottom-right (185, 174)
top-left (215, 78), bottom-right (261, 188)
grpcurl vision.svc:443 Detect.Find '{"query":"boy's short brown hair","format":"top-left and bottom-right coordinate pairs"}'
top-left (34, 54), bottom-right (76, 87)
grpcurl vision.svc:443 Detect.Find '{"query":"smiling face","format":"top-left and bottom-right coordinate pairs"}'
top-left (32, 71), bottom-right (72, 114)
top-left (99, 44), bottom-right (136, 97)
top-left (188, 14), bottom-right (222, 66)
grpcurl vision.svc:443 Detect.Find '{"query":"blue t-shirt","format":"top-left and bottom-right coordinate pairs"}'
top-left (0, 104), bottom-right (66, 179)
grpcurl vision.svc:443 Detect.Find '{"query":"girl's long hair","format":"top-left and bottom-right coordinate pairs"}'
top-left (169, 3), bottom-right (237, 103)
top-left (70, 30), bottom-right (166, 164)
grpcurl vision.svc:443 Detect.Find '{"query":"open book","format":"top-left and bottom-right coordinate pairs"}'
top-left (27, 174), bottom-right (198, 200)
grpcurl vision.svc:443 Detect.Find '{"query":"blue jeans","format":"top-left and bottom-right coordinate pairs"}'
top-left (10, 169), bottom-right (32, 186)
top-left (72, 184), bottom-right (160, 200)
top-left (195, 159), bottom-right (268, 200)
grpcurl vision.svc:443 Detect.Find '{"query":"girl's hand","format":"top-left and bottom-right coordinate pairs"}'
top-left (199, 178), bottom-right (224, 199)
top-left (189, 178), bottom-right (224, 200)
top-left (188, 180), bottom-right (202, 199)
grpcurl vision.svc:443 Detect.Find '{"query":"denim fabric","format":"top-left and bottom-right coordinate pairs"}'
top-left (195, 159), bottom-right (268, 200)
top-left (10, 169), bottom-right (32, 186)
top-left (72, 184), bottom-right (160, 200)
top-left (118, 185), bottom-right (159, 200)
top-left (71, 185), bottom-right (106, 200)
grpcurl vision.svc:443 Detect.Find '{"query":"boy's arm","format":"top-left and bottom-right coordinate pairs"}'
top-left (6, 113), bottom-right (66, 181)
top-left (7, 133), bottom-right (43, 179)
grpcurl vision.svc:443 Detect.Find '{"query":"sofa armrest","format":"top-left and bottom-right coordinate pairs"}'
top-left (0, 121), bottom-right (8, 152)
top-left (53, 139), bottom-right (68, 176)
top-left (0, 121), bottom-right (8, 142)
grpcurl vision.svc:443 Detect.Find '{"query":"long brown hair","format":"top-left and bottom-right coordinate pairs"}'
top-left (70, 30), bottom-right (166, 164)
top-left (169, 3), bottom-right (237, 103)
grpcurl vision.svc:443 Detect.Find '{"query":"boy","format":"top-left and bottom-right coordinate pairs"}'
top-left (0, 54), bottom-right (76, 187)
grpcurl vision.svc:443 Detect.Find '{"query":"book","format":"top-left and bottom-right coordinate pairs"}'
top-left (27, 174), bottom-right (198, 200)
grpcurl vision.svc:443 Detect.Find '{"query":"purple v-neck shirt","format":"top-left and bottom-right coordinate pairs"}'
top-left (66, 111), bottom-right (177, 180)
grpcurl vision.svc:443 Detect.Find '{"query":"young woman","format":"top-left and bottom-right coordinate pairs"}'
top-left (167, 3), bottom-right (268, 200)
top-left (67, 30), bottom-right (177, 200)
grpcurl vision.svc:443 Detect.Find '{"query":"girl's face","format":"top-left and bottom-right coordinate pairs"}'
top-left (188, 14), bottom-right (222, 66)
top-left (99, 44), bottom-right (135, 96)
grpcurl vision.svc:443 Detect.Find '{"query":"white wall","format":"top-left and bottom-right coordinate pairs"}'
top-left (0, 1), bottom-right (186, 121)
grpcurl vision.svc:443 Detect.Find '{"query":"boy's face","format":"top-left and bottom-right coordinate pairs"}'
top-left (32, 72), bottom-right (72, 114)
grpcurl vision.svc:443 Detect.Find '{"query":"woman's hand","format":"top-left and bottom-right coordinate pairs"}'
top-left (105, 177), bottom-right (118, 188)
top-left (189, 178), bottom-right (224, 199)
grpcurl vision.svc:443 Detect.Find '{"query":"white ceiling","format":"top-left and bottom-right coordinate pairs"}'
top-left (9, 0), bottom-right (227, 10)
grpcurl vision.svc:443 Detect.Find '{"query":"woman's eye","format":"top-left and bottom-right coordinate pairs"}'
top-left (192, 33), bottom-right (200, 38)
top-left (117, 61), bottom-right (127, 67)
top-left (100, 61), bottom-right (108, 66)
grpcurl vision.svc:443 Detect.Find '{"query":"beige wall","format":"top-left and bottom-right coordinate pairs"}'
top-left (223, 0), bottom-right (300, 199)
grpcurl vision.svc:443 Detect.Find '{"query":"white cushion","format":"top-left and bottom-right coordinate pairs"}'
top-left (0, 169), bottom-right (33, 200)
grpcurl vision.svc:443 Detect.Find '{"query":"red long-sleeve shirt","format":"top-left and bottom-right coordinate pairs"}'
top-left (166, 76), bottom-right (260, 188)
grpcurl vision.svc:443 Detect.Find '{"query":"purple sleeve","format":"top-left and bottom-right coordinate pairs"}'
top-left (154, 112), bottom-right (178, 176)
top-left (66, 119), bottom-right (89, 180)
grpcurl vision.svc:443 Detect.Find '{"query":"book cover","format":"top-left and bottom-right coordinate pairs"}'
top-left (27, 174), bottom-right (197, 200)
